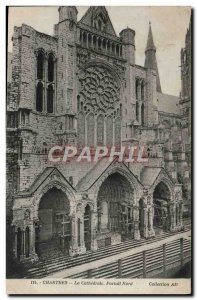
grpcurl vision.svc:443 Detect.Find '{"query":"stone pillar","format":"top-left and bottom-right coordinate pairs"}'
top-left (91, 211), bottom-right (98, 251)
top-left (138, 101), bottom-right (142, 125)
top-left (29, 224), bottom-right (38, 262)
top-left (169, 203), bottom-right (176, 232)
top-left (179, 201), bottom-right (184, 230)
top-left (79, 217), bottom-right (86, 254)
top-left (96, 37), bottom-right (99, 50)
top-left (143, 205), bottom-right (149, 238)
top-left (147, 205), bottom-right (155, 237)
top-left (91, 35), bottom-right (94, 49)
top-left (133, 206), bottom-right (140, 240)
top-left (20, 230), bottom-right (25, 260)
top-left (69, 215), bottom-right (78, 256)
top-left (86, 33), bottom-right (88, 48)
top-left (176, 203), bottom-right (180, 227)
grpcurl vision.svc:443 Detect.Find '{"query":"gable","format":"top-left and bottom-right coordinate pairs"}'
top-left (26, 167), bottom-right (76, 195)
top-left (78, 6), bottom-right (117, 37)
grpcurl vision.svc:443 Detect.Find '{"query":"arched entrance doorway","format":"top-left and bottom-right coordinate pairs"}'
top-left (97, 172), bottom-right (134, 245)
top-left (36, 187), bottom-right (71, 259)
top-left (153, 182), bottom-right (171, 233)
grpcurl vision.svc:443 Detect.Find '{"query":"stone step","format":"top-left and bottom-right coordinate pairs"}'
top-left (25, 231), bottom-right (175, 278)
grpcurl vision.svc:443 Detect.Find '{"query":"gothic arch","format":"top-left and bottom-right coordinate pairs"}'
top-left (92, 165), bottom-right (143, 204)
top-left (150, 174), bottom-right (174, 203)
top-left (33, 180), bottom-right (76, 216)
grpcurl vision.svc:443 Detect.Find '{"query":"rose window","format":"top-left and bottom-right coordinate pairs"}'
top-left (79, 66), bottom-right (120, 113)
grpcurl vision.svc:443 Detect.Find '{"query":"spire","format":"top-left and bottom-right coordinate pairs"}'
top-left (146, 22), bottom-right (156, 51)
top-left (144, 22), bottom-right (162, 93)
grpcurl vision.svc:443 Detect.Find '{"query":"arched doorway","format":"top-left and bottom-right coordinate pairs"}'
top-left (97, 172), bottom-right (134, 244)
top-left (153, 182), bottom-right (171, 233)
top-left (37, 187), bottom-right (71, 259)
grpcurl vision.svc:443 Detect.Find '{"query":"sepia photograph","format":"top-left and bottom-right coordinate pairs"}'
top-left (6, 5), bottom-right (192, 295)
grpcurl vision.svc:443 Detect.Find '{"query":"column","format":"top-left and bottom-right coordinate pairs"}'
top-left (133, 206), bottom-right (140, 240)
top-left (86, 33), bottom-right (88, 48)
top-left (69, 215), bottom-right (78, 256)
top-left (143, 205), bottom-right (149, 238)
top-left (96, 37), bottom-right (99, 50)
top-left (79, 217), bottom-right (86, 254)
top-left (13, 227), bottom-right (18, 259)
top-left (29, 224), bottom-right (38, 261)
top-left (101, 38), bottom-right (103, 51)
top-left (148, 204), bottom-right (155, 237)
top-left (91, 35), bottom-right (94, 49)
top-left (179, 201), bottom-right (184, 229)
top-left (169, 203), bottom-right (176, 232)
top-left (91, 211), bottom-right (98, 251)
top-left (20, 229), bottom-right (25, 260)
top-left (176, 203), bottom-right (180, 227)
top-left (139, 101), bottom-right (142, 125)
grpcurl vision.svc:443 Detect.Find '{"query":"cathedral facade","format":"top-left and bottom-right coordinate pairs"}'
top-left (6, 7), bottom-right (191, 264)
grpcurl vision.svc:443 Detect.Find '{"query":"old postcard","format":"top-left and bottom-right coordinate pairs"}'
top-left (6, 6), bottom-right (192, 295)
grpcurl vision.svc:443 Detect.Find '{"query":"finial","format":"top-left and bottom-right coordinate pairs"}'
top-left (149, 21), bottom-right (151, 25)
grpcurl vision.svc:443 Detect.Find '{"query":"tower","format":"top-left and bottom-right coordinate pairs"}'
top-left (180, 14), bottom-right (191, 141)
top-left (56, 6), bottom-right (78, 114)
top-left (144, 22), bottom-right (162, 93)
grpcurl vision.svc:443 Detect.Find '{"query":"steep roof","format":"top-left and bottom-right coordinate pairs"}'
top-left (76, 157), bottom-right (113, 191)
top-left (156, 92), bottom-right (180, 115)
top-left (140, 167), bottom-right (161, 186)
top-left (78, 6), bottom-right (117, 37)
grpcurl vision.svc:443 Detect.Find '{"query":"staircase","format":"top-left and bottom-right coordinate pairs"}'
top-left (15, 229), bottom-right (190, 279)
top-left (38, 240), bottom-right (64, 261)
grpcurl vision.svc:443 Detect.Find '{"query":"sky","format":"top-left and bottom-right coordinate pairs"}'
top-left (7, 6), bottom-right (191, 96)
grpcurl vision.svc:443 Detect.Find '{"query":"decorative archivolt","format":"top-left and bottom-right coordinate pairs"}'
top-left (91, 164), bottom-right (143, 204)
top-left (32, 179), bottom-right (76, 216)
top-left (150, 172), bottom-right (175, 202)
